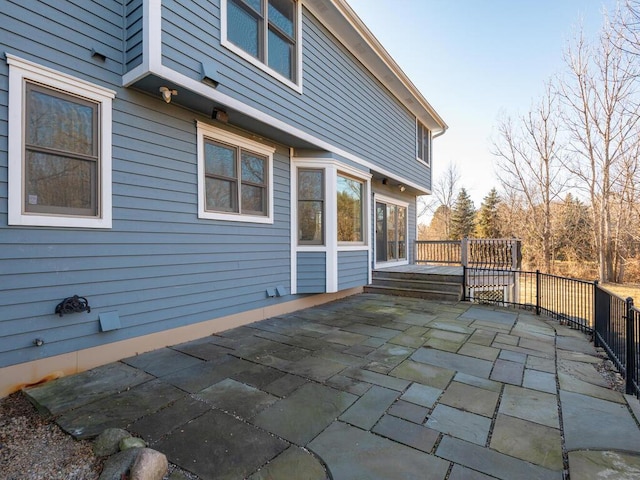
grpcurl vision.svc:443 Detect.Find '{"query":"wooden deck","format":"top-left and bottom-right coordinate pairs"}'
top-left (374, 264), bottom-right (464, 276)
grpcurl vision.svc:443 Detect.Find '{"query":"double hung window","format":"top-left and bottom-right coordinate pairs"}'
top-left (7, 54), bottom-right (114, 228)
top-left (416, 120), bottom-right (431, 166)
top-left (197, 122), bottom-right (274, 223)
top-left (224, 0), bottom-right (300, 88)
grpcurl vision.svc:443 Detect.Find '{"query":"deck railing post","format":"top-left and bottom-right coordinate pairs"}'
top-left (593, 281), bottom-right (600, 348)
top-left (625, 297), bottom-right (636, 395)
top-left (535, 270), bottom-right (541, 316)
top-left (462, 265), bottom-right (467, 301)
top-left (461, 238), bottom-right (468, 267)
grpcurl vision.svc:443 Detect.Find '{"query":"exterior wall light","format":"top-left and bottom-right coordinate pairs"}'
top-left (399, 185), bottom-right (406, 192)
top-left (159, 86), bottom-right (177, 103)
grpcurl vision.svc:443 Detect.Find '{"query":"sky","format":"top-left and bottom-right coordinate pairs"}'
top-left (346, 0), bottom-right (617, 209)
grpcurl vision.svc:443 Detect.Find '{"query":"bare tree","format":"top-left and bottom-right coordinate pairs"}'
top-left (558, 13), bottom-right (640, 282)
top-left (493, 82), bottom-right (567, 273)
top-left (418, 162), bottom-right (461, 238)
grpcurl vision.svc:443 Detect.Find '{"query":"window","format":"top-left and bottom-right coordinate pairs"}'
top-left (416, 120), bottom-right (431, 165)
top-left (298, 169), bottom-right (324, 245)
top-left (7, 54), bottom-right (115, 228)
top-left (197, 122), bottom-right (274, 223)
top-left (223, 0), bottom-right (301, 89)
top-left (337, 174), bottom-right (364, 243)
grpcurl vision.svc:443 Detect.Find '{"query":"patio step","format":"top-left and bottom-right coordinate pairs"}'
top-left (365, 270), bottom-right (463, 301)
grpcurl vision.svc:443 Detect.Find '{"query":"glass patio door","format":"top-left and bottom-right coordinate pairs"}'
top-left (375, 201), bottom-right (407, 264)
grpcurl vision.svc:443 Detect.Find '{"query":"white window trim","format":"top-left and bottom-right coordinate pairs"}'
top-left (6, 54), bottom-right (115, 229)
top-left (220, 0), bottom-right (303, 93)
top-left (196, 121), bottom-right (275, 224)
top-left (373, 193), bottom-right (410, 269)
top-left (416, 118), bottom-right (431, 167)
top-left (291, 157), bottom-right (371, 293)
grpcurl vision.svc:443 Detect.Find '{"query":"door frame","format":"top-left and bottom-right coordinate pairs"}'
top-left (373, 193), bottom-right (409, 269)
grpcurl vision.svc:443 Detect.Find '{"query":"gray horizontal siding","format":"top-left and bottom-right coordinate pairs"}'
top-left (126, 0), bottom-right (144, 71)
top-left (297, 252), bottom-right (326, 294)
top-left (160, 0), bottom-right (431, 190)
top-left (338, 250), bottom-right (368, 290)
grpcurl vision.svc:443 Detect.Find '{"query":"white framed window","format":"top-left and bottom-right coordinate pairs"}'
top-left (221, 0), bottom-right (303, 92)
top-left (297, 168), bottom-right (325, 245)
top-left (197, 121), bottom-right (275, 224)
top-left (416, 120), bottom-right (431, 166)
top-left (337, 173), bottom-right (364, 244)
top-left (7, 54), bottom-right (115, 228)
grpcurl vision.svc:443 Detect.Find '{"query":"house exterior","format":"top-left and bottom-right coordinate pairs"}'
top-left (0, 0), bottom-right (447, 396)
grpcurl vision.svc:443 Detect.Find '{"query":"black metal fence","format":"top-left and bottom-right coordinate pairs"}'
top-left (463, 266), bottom-right (639, 397)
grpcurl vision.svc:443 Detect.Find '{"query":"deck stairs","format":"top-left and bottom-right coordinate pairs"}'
top-left (365, 265), bottom-right (464, 302)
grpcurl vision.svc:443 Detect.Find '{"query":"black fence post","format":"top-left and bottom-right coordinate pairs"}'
top-left (535, 270), bottom-right (540, 316)
top-left (625, 297), bottom-right (636, 395)
top-left (593, 280), bottom-right (600, 348)
top-left (461, 265), bottom-right (467, 301)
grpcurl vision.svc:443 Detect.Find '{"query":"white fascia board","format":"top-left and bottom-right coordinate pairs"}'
top-left (125, 0), bottom-right (430, 194)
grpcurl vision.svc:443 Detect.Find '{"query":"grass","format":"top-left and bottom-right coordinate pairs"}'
top-left (601, 283), bottom-right (640, 301)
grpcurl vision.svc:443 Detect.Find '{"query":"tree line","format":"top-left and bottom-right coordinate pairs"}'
top-left (420, 1), bottom-right (640, 284)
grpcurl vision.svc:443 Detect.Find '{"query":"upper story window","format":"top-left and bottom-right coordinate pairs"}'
top-left (416, 120), bottom-right (431, 166)
top-left (7, 54), bottom-right (114, 228)
top-left (222, 0), bottom-right (302, 91)
top-left (197, 121), bottom-right (275, 224)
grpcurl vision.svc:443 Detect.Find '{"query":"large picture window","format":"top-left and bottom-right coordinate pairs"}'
top-left (298, 169), bottom-right (324, 245)
top-left (197, 122), bottom-right (274, 223)
top-left (223, 0), bottom-right (301, 89)
top-left (337, 174), bottom-right (363, 243)
top-left (7, 54), bottom-right (114, 228)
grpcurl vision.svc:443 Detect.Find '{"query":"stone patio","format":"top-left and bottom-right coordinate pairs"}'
top-left (24, 294), bottom-right (640, 479)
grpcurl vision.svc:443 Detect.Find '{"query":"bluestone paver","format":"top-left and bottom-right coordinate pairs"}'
top-left (490, 414), bottom-right (563, 470)
top-left (436, 436), bottom-right (563, 480)
top-left (252, 383), bottom-right (357, 445)
top-left (439, 381), bottom-right (500, 417)
top-left (197, 379), bottom-right (278, 419)
top-left (400, 383), bottom-right (442, 408)
top-left (122, 347), bottom-right (204, 377)
top-left (490, 359), bottom-right (524, 385)
top-left (568, 450), bottom-right (640, 480)
top-left (339, 385), bottom-right (398, 430)
top-left (129, 395), bottom-right (210, 443)
top-left (412, 347), bottom-right (494, 378)
top-left (155, 409), bottom-right (288, 480)
top-left (309, 422), bottom-right (450, 480)
top-left (57, 379), bottom-right (184, 439)
top-left (372, 414), bottom-right (440, 452)
top-left (390, 359), bottom-right (456, 389)
top-left (426, 404), bottom-right (491, 445)
top-left (387, 400), bottom-right (429, 424)
top-left (22, 293), bottom-right (640, 480)
top-left (499, 385), bottom-right (559, 428)
top-left (561, 390), bottom-right (640, 451)
top-left (247, 446), bottom-right (329, 480)
top-left (523, 369), bottom-right (557, 394)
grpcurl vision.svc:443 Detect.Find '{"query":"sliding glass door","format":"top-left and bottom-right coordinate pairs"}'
top-left (375, 200), bottom-right (407, 264)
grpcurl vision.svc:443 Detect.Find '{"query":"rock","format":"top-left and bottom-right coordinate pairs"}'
top-left (98, 447), bottom-right (141, 480)
top-left (120, 436), bottom-right (147, 450)
top-left (94, 428), bottom-right (131, 457)
top-left (130, 448), bottom-right (168, 480)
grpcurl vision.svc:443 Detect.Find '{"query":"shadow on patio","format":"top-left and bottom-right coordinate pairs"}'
top-left (24, 294), bottom-right (640, 480)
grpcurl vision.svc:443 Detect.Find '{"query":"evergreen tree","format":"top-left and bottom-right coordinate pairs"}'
top-left (476, 188), bottom-right (502, 238)
top-left (450, 188), bottom-right (476, 240)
